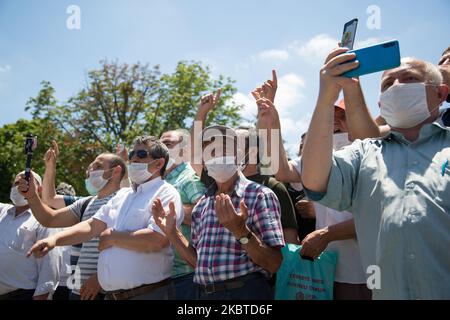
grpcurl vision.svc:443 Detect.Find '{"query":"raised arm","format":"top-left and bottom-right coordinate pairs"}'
top-left (252, 70), bottom-right (301, 182)
top-left (302, 47), bottom-right (359, 192)
top-left (152, 199), bottom-right (197, 268)
top-left (189, 89), bottom-right (221, 177)
top-left (342, 79), bottom-right (383, 140)
top-left (42, 140), bottom-right (67, 209)
top-left (18, 173), bottom-right (79, 227)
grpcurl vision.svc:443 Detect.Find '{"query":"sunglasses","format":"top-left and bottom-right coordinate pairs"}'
top-left (128, 149), bottom-right (151, 160)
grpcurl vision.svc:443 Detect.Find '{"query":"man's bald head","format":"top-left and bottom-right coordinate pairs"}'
top-left (381, 58), bottom-right (443, 92)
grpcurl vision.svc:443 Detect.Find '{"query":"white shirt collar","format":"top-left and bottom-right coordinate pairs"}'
top-left (132, 176), bottom-right (163, 193)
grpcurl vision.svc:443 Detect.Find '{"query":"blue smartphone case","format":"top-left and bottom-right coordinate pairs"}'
top-left (342, 40), bottom-right (401, 78)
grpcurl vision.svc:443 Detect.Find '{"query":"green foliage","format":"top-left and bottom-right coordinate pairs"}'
top-left (0, 59), bottom-right (243, 200)
top-left (0, 118), bottom-right (101, 202)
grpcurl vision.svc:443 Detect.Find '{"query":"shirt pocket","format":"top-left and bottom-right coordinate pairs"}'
top-left (122, 208), bottom-right (149, 231)
top-left (432, 153), bottom-right (450, 210)
top-left (11, 227), bottom-right (36, 255)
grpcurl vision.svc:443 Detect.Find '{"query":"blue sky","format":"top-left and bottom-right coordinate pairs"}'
top-left (0, 0), bottom-right (449, 155)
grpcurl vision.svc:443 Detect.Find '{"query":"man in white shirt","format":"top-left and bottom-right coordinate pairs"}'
top-left (0, 172), bottom-right (60, 300)
top-left (25, 136), bottom-right (183, 300)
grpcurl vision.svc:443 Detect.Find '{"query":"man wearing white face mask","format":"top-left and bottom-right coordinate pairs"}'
top-left (0, 172), bottom-right (60, 300)
top-left (17, 153), bottom-right (126, 300)
top-left (152, 125), bottom-right (285, 300)
top-left (27, 136), bottom-right (183, 300)
top-left (301, 47), bottom-right (450, 299)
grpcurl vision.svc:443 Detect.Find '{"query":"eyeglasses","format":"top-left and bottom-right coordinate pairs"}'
top-left (128, 149), bottom-right (151, 160)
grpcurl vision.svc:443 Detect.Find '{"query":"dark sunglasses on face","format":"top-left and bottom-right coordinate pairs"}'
top-left (128, 149), bottom-right (150, 160)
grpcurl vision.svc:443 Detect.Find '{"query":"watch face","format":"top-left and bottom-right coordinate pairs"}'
top-left (239, 237), bottom-right (249, 245)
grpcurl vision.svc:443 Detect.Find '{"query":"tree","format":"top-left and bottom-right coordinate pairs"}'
top-left (26, 60), bottom-right (243, 150)
top-left (0, 119), bottom-right (101, 202)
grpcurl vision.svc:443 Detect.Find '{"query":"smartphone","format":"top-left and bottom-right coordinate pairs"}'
top-left (342, 40), bottom-right (401, 78)
top-left (340, 18), bottom-right (358, 50)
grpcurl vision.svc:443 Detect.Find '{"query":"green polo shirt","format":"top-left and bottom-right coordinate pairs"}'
top-left (165, 162), bottom-right (205, 278)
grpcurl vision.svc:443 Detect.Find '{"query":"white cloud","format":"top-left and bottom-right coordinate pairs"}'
top-left (275, 73), bottom-right (306, 113)
top-left (234, 92), bottom-right (256, 121)
top-left (355, 37), bottom-right (381, 49)
top-left (256, 49), bottom-right (290, 62)
top-left (291, 34), bottom-right (338, 63)
top-left (0, 65), bottom-right (11, 72)
top-left (279, 114), bottom-right (311, 157)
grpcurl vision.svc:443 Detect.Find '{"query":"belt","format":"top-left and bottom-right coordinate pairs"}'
top-left (0, 289), bottom-right (35, 300)
top-left (105, 278), bottom-right (172, 300)
top-left (199, 272), bottom-right (264, 295)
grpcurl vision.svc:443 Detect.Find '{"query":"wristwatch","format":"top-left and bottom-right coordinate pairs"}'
top-left (238, 230), bottom-right (253, 245)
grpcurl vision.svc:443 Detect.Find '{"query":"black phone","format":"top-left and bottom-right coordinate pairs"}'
top-left (24, 134), bottom-right (37, 182)
top-left (341, 18), bottom-right (358, 50)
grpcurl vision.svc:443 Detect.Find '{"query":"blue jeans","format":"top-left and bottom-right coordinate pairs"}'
top-left (173, 273), bottom-right (196, 300)
top-left (197, 273), bottom-right (273, 300)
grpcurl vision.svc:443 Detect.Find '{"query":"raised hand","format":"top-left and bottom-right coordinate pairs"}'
top-left (43, 140), bottom-right (59, 168)
top-left (198, 89), bottom-right (222, 115)
top-left (17, 172), bottom-right (38, 199)
top-left (152, 198), bottom-right (177, 236)
top-left (115, 143), bottom-right (128, 162)
top-left (253, 95), bottom-right (280, 130)
top-left (215, 194), bottom-right (248, 237)
top-left (318, 47), bottom-right (359, 104)
top-left (261, 70), bottom-right (278, 103)
top-left (27, 236), bottom-right (56, 258)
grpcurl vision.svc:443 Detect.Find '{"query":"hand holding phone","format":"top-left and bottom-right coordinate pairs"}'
top-left (342, 40), bottom-right (401, 78)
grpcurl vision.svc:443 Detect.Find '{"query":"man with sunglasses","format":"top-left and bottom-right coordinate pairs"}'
top-left (26, 136), bottom-right (183, 300)
top-left (17, 153), bottom-right (126, 300)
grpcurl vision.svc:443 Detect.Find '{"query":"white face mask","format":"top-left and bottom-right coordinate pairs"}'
top-left (380, 82), bottom-right (440, 129)
top-left (128, 161), bottom-right (157, 185)
top-left (205, 156), bottom-right (238, 183)
top-left (85, 169), bottom-right (112, 194)
top-left (10, 186), bottom-right (28, 207)
top-left (333, 132), bottom-right (351, 151)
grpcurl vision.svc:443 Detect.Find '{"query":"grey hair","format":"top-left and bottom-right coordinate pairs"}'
top-left (401, 57), bottom-right (443, 85)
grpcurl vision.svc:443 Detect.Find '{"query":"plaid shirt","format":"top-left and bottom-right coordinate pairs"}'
top-left (191, 172), bottom-right (285, 285)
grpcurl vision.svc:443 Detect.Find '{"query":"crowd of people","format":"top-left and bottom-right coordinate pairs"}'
top-left (0, 44), bottom-right (449, 300)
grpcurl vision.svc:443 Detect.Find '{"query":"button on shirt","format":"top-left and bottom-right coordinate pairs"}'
top-left (304, 122), bottom-right (450, 299)
top-left (191, 172), bottom-right (285, 285)
top-left (0, 204), bottom-right (60, 297)
top-left (93, 177), bottom-right (183, 291)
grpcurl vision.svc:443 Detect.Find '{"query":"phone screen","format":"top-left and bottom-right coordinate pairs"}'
top-left (341, 19), bottom-right (358, 50)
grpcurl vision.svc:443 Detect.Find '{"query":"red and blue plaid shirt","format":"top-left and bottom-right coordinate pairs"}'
top-left (191, 172), bottom-right (285, 285)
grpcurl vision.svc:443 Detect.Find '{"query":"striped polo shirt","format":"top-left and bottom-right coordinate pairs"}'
top-left (67, 193), bottom-right (116, 295)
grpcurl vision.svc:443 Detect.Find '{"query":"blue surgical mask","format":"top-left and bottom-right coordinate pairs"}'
top-left (85, 178), bottom-right (99, 196)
